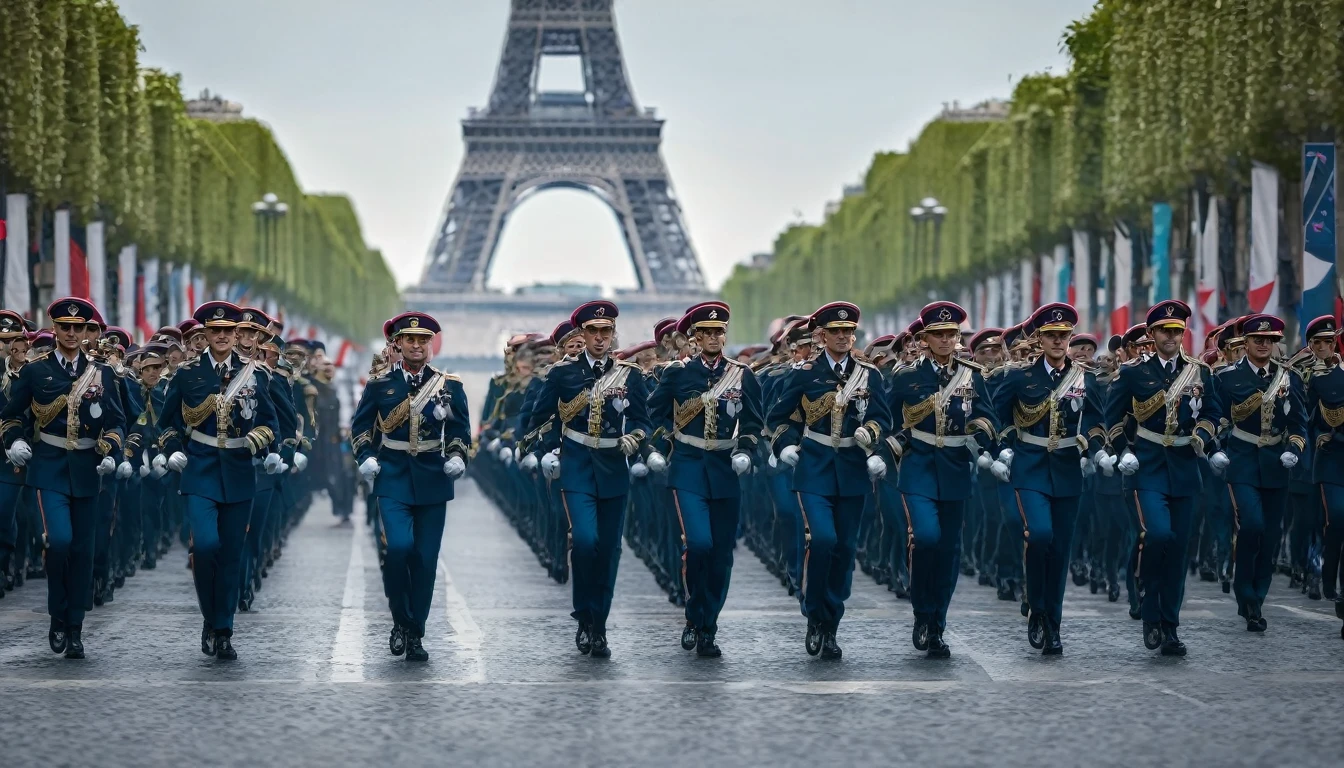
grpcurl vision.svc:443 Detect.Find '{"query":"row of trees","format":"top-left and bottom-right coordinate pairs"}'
top-left (720, 0), bottom-right (1344, 340)
top-left (0, 0), bottom-right (399, 337)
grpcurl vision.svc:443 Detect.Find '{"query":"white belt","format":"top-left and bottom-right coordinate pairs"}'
top-left (37, 433), bottom-right (96, 451)
top-left (1136, 426), bottom-right (1192, 447)
top-left (804, 428), bottom-right (856, 449)
top-left (910, 429), bottom-right (978, 449)
top-left (1015, 432), bottom-right (1085, 452)
top-left (674, 431), bottom-right (734, 452)
top-left (1231, 427), bottom-right (1282, 447)
top-left (563, 427), bottom-right (620, 449)
top-left (380, 437), bottom-right (442, 454)
top-left (190, 430), bottom-right (250, 450)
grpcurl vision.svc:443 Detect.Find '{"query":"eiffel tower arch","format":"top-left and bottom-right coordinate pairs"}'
top-left (420, 0), bottom-right (707, 295)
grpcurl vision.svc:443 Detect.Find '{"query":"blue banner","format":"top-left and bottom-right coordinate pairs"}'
top-left (1299, 143), bottom-right (1337, 346)
top-left (1150, 202), bottom-right (1172, 305)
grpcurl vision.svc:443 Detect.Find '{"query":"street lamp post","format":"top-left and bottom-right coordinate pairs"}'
top-left (252, 192), bottom-right (288, 281)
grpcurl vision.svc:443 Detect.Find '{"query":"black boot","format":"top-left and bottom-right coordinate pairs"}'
top-left (64, 625), bottom-right (85, 659)
top-left (1142, 620), bottom-right (1163, 650)
top-left (214, 633), bottom-right (237, 661)
top-left (819, 629), bottom-right (842, 660)
top-left (926, 628), bottom-right (951, 659)
top-left (1042, 619), bottom-right (1063, 656)
top-left (405, 634), bottom-right (428, 662)
top-left (680, 622), bottom-right (698, 651)
top-left (389, 624), bottom-right (406, 656)
top-left (1027, 611), bottom-right (1045, 650)
top-left (589, 631), bottom-right (611, 659)
top-left (805, 620), bottom-right (822, 656)
top-left (574, 622), bottom-right (593, 655)
top-left (201, 621), bottom-right (216, 656)
top-left (696, 630), bottom-right (721, 658)
top-left (1159, 626), bottom-right (1187, 657)
top-left (49, 618), bottom-right (67, 655)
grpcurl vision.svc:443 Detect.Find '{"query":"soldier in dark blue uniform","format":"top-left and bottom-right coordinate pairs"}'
top-left (885, 302), bottom-right (996, 658)
top-left (1209, 313), bottom-right (1306, 631)
top-left (156, 301), bottom-right (280, 660)
top-left (527, 300), bottom-right (650, 658)
top-left (989, 304), bottom-right (1103, 654)
top-left (1, 298), bottom-right (126, 658)
top-left (1301, 315), bottom-right (1344, 637)
top-left (130, 343), bottom-right (171, 571)
top-left (350, 311), bottom-right (470, 662)
top-left (0, 309), bottom-right (27, 595)
top-left (1097, 300), bottom-right (1222, 656)
top-left (646, 302), bottom-right (763, 657)
top-left (768, 301), bottom-right (892, 660)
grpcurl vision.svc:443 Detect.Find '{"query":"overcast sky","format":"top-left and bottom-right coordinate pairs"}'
top-left (120, 0), bottom-right (1093, 292)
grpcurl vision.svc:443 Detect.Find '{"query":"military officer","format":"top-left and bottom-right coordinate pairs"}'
top-left (131, 343), bottom-right (171, 570)
top-left (156, 301), bottom-right (280, 660)
top-left (1210, 313), bottom-right (1306, 631)
top-left (1301, 316), bottom-right (1344, 637)
top-left (767, 302), bottom-right (892, 660)
top-left (350, 312), bottom-right (470, 662)
top-left (989, 304), bottom-right (1103, 654)
top-left (1, 298), bottom-right (126, 658)
top-left (646, 302), bottom-right (763, 657)
top-left (1097, 300), bottom-right (1222, 656)
top-left (885, 302), bottom-right (996, 658)
top-left (526, 300), bottom-right (651, 659)
top-left (0, 310), bottom-right (28, 595)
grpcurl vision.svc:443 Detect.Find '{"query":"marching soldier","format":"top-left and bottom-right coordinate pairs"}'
top-left (350, 312), bottom-right (470, 662)
top-left (767, 302), bottom-right (892, 660)
top-left (526, 300), bottom-right (651, 659)
top-left (1301, 315), bottom-right (1344, 637)
top-left (131, 343), bottom-right (171, 570)
top-left (1097, 300), bottom-right (1222, 656)
top-left (1209, 313), bottom-right (1306, 632)
top-left (646, 301), bottom-right (763, 657)
top-left (886, 302), bottom-right (995, 658)
top-left (989, 304), bottom-right (1103, 654)
top-left (0, 310), bottom-right (28, 596)
top-left (156, 301), bottom-right (281, 660)
top-left (1, 298), bottom-right (126, 658)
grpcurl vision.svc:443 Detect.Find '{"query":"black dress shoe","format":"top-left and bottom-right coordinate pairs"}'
top-left (681, 623), bottom-right (698, 651)
top-left (1159, 627), bottom-right (1186, 657)
top-left (1245, 617), bottom-right (1265, 632)
top-left (1107, 582), bottom-right (1120, 603)
top-left (1042, 623), bottom-right (1063, 656)
top-left (819, 631), bottom-right (842, 660)
top-left (696, 631), bottom-right (721, 658)
top-left (912, 619), bottom-right (929, 651)
top-left (405, 635), bottom-right (428, 662)
top-left (389, 624), bottom-right (406, 656)
top-left (64, 626), bottom-right (84, 659)
top-left (49, 619), bottom-right (67, 655)
top-left (575, 622), bottom-right (593, 655)
top-left (1027, 611), bottom-right (1045, 650)
top-left (142, 557), bottom-right (156, 570)
top-left (996, 582), bottom-right (1016, 601)
top-left (1143, 621), bottom-right (1163, 650)
top-left (1129, 607), bottom-right (1143, 621)
top-left (1334, 597), bottom-right (1344, 620)
top-left (1020, 600), bottom-right (1030, 618)
top-left (926, 630), bottom-right (951, 658)
top-left (1307, 575), bottom-right (1323, 601)
top-left (977, 572), bottom-right (992, 587)
top-left (201, 622), bottom-right (216, 656)
top-left (1221, 579), bottom-right (1231, 594)
top-left (589, 633), bottom-right (611, 659)
top-left (113, 573), bottom-right (126, 589)
top-left (1071, 562), bottom-right (1088, 587)
top-left (93, 580), bottom-right (105, 607)
top-left (214, 634), bottom-right (237, 661)
top-left (805, 620), bottom-right (823, 656)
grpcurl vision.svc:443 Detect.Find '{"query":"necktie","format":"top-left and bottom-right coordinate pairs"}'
top-left (1166, 361), bottom-right (1175, 375)
top-left (1259, 367), bottom-right (1270, 380)
top-left (66, 360), bottom-right (76, 377)
top-left (938, 366), bottom-right (951, 388)
top-left (408, 371), bottom-right (422, 391)
top-left (1050, 367), bottom-right (1063, 385)
top-left (835, 359), bottom-right (847, 379)
top-left (593, 360), bottom-right (606, 378)
top-left (216, 363), bottom-right (228, 379)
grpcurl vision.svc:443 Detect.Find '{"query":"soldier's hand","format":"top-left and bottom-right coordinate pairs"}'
top-left (1093, 449), bottom-right (1116, 477)
top-left (997, 448), bottom-right (1014, 467)
top-left (990, 459), bottom-right (1011, 483)
top-left (444, 455), bottom-right (466, 479)
top-left (540, 450), bottom-right (561, 480)
top-left (499, 446), bottom-right (514, 464)
top-left (854, 425), bottom-right (875, 449)
top-left (768, 453), bottom-right (778, 469)
top-left (778, 445), bottom-right (800, 467)
top-left (1079, 456), bottom-right (1095, 477)
top-left (732, 452), bottom-right (751, 476)
top-left (96, 456), bottom-right (116, 476)
top-left (520, 452), bottom-right (539, 471)
top-left (976, 451), bottom-right (994, 470)
top-left (167, 452), bottom-right (188, 473)
top-left (116, 461), bottom-right (133, 479)
top-left (865, 454), bottom-right (887, 480)
top-left (646, 451), bottom-right (668, 473)
top-left (139, 463), bottom-right (151, 478)
top-left (486, 437), bottom-right (502, 453)
top-left (358, 457), bottom-right (381, 482)
top-left (1117, 451), bottom-right (1139, 476)
top-left (1209, 451), bottom-right (1230, 473)
top-left (433, 402), bottom-right (450, 421)
top-left (264, 453), bottom-right (284, 474)
top-left (1280, 451), bottom-right (1299, 469)
top-left (628, 461), bottom-right (649, 478)
top-left (293, 452), bottom-right (308, 471)
top-left (5, 439), bottom-right (32, 467)
top-left (618, 434), bottom-right (640, 456)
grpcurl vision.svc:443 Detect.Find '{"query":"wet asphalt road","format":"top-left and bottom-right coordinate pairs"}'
top-left (2, 481), bottom-right (1342, 767)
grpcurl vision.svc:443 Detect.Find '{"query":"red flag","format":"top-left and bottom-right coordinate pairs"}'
top-left (334, 339), bottom-right (353, 367)
top-left (135, 274), bottom-right (153, 340)
top-left (70, 238), bottom-right (90, 299)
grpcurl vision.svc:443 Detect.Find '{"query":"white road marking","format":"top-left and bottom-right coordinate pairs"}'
top-left (330, 512), bottom-right (368, 683)
top-left (1143, 681), bottom-right (1210, 709)
top-left (437, 557), bottom-right (485, 683)
top-left (1269, 603), bottom-right (1337, 623)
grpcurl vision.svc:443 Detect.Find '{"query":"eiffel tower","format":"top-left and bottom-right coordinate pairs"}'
top-left (420, 0), bottom-right (707, 295)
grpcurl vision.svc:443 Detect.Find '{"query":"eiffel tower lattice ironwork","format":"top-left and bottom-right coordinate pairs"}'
top-left (421, 0), bottom-right (707, 294)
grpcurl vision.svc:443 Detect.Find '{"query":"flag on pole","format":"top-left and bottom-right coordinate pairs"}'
top-left (1299, 143), bottom-right (1337, 346)
top-left (1112, 223), bottom-right (1134, 336)
top-left (1055, 243), bottom-right (1072, 308)
top-left (54, 210), bottom-right (72, 298)
top-left (86, 221), bottom-right (106, 310)
top-left (1072, 231), bottom-right (1091, 331)
top-left (142, 257), bottom-right (160, 332)
top-left (1039, 251), bottom-right (1057, 304)
top-left (118, 245), bottom-right (137, 335)
top-left (1249, 162), bottom-right (1281, 314)
top-left (4, 194), bottom-right (31, 315)
top-left (1195, 193), bottom-right (1220, 341)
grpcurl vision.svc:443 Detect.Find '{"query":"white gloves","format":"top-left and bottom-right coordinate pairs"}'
top-left (854, 425), bottom-right (875, 449)
top-left (629, 461), bottom-right (649, 478)
top-left (499, 446), bottom-right (514, 464)
top-left (991, 459), bottom-right (1011, 483)
top-left (264, 453), bottom-right (284, 474)
top-left (866, 454), bottom-right (887, 480)
top-left (1117, 451), bottom-right (1139, 476)
top-left (96, 456), bottom-right (116, 476)
top-left (1080, 456), bottom-right (1095, 477)
top-left (152, 453), bottom-right (168, 478)
top-left (359, 457), bottom-right (380, 482)
top-left (486, 437), bottom-right (501, 453)
top-left (779, 445), bottom-right (800, 467)
top-left (520, 452), bottom-right (539, 471)
top-left (976, 452), bottom-right (994, 470)
top-left (997, 448), bottom-right (1014, 467)
top-left (732, 452), bottom-right (751, 476)
top-left (445, 455), bottom-right (466, 479)
top-left (541, 450), bottom-right (561, 480)
top-left (433, 403), bottom-right (450, 421)
top-left (647, 451), bottom-right (668, 473)
top-left (1209, 451), bottom-right (1230, 473)
top-left (1280, 451), bottom-right (1299, 469)
top-left (116, 460), bottom-right (133, 479)
top-left (139, 463), bottom-right (151, 478)
top-left (167, 452), bottom-right (188, 473)
top-left (768, 453), bottom-right (778, 469)
top-left (1094, 449), bottom-right (1116, 477)
top-left (6, 439), bottom-right (31, 467)
top-left (617, 434), bottom-right (640, 457)
top-left (293, 452), bottom-right (308, 471)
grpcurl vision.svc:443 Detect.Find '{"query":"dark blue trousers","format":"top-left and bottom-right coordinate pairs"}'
top-left (796, 492), bottom-right (864, 629)
top-left (671, 489), bottom-right (737, 632)
top-left (1228, 483), bottom-right (1286, 612)
top-left (0, 482), bottom-right (20, 563)
top-left (901, 493), bottom-right (964, 631)
top-left (1321, 483), bottom-right (1344, 599)
top-left (92, 480), bottom-right (116, 583)
top-left (1133, 490), bottom-right (1196, 627)
top-left (1014, 489), bottom-right (1080, 628)
top-left (561, 492), bottom-right (625, 632)
top-left (186, 495), bottom-right (252, 633)
top-left (35, 490), bottom-right (96, 627)
top-left (767, 471), bottom-right (801, 589)
top-left (242, 484), bottom-right (276, 592)
top-left (378, 497), bottom-right (447, 638)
